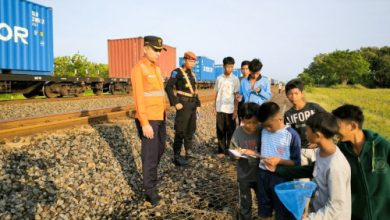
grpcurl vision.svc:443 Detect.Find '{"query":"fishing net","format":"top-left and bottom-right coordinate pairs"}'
top-left (274, 181), bottom-right (317, 220)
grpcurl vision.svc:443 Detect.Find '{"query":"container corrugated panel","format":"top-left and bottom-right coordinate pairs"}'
top-left (214, 65), bottom-right (241, 79)
top-left (108, 37), bottom-right (176, 79)
top-left (0, 0), bottom-right (54, 75)
top-left (179, 56), bottom-right (215, 81)
top-left (214, 64), bottom-right (223, 79)
top-left (233, 68), bottom-right (241, 78)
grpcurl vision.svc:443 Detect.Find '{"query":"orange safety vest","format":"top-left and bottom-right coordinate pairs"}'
top-left (131, 57), bottom-right (167, 127)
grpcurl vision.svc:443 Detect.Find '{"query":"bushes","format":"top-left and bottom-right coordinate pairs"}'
top-left (299, 46), bottom-right (390, 88)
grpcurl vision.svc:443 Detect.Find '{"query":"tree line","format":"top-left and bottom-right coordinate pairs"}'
top-left (299, 46), bottom-right (390, 88)
top-left (54, 53), bottom-right (108, 78)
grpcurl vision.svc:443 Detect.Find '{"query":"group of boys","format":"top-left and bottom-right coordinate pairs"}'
top-left (131, 36), bottom-right (389, 219)
top-left (222, 73), bottom-right (390, 219)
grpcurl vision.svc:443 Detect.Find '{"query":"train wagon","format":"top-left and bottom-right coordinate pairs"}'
top-left (108, 37), bottom-right (176, 81)
top-left (0, 0), bottom-right (129, 98)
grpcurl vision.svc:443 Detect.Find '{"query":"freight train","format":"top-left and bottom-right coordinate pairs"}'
top-left (0, 0), bottom-right (129, 98)
top-left (1, 0), bottom-right (279, 99)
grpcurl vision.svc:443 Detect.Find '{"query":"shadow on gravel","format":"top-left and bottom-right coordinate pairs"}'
top-left (0, 153), bottom-right (57, 219)
top-left (90, 121), bottom-right (144, 216)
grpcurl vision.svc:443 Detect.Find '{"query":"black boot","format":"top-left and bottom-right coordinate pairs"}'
top-left (145, 191), bottom-right (161, 207)
top-left (172, 154), bottom-right (188, 166)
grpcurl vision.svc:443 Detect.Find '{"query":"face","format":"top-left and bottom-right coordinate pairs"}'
top-left (184, 58), bottom-right (196, 69)
top-left (286, 88), bottom-right (304, 105)
top-left (242, 116), bottom-right (259, 134)
top-left (337, 119), bottom-right (355, 142)
top-left (224, 64), bottom-right (234, 75)
top-left (250, 71), bottom-right (260, 79)
top-left (263, 112), bottom-right (284, 132)
top-left (144, 46), bottom-right (161, 63)
top-left (305, 127), bottom-right (319, 144)
top-left (241, 65), bottom-right (250, 77)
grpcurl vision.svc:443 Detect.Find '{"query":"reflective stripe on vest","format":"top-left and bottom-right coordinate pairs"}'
top-left (144, 90), bottom-right (165, 97)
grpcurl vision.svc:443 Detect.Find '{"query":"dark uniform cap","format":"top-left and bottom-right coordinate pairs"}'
top-left (144, 35), bottom-right (167, 51)
top-left (184, 51), bottom-right (197, 60)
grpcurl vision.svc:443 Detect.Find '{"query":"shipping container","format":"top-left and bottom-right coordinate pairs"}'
top-left (108, 37), bottom-right (176, 80)
top-left (214, 64), bottom-right (223, 79)
top-left (214, 65), bottom-right (241, 79)
top-left (0, 0), bottom-right (54, 75)
top-left (179, 56), bottom-right (215, 81)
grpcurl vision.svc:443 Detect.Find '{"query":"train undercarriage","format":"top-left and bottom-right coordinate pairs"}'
top-left (0, 73), bottom-right (129, 98)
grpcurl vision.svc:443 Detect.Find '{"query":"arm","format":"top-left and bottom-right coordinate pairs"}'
top-left (289, 128), bottom-right (302, 166)
top-left (233, 78), bottom-right (240, 118)
top-left (306, 167), bottom-right (351, 220)
top-left (164, 70), bottom-right (179, 106)
top-left (131, 66), bottom-right (149, 127)
top-left (257, 80), bottom-right (272, 101)
top-left (214, 78), bottom-right (219, 111)
top-left (275, 164), bottom-right (314, 179)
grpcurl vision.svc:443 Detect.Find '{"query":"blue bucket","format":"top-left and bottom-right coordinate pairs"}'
top-left (274, 181), bottom-right (317, 220)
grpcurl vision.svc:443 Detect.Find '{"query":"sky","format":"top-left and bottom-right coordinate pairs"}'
top-left (33, 0), bottom-right (390, 81)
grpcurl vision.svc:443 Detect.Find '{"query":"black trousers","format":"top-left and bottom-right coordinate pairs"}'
top-left (238, 180), bottom-right (260, 220)
top-left (173, 98), bottom-right (197, 156)
top-left (216, 112), bottom-right (236, 153)
top-left (135, 119), bottom-right (166, 196)
top-left (237, 100), bottom-right (244, 126)
top-left (258, 169), bottom-right (295, 220)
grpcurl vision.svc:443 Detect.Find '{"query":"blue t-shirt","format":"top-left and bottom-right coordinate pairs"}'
top-left (258, 126), bottom-right (301, 170)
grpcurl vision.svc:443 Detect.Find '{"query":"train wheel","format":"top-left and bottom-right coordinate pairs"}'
top-left (93, 88), bottom-right (103, 96)
top-left (43, 84), bottom-right (59, 98)
top-left (75, 91), bottom-right (85, 97)
top-left (109, 85), bottom-right (121, 95)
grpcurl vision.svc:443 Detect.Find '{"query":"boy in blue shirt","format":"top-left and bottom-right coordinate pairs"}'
top-left (239, 59), bottom-right (272, 106)
top-left (247, 101), bottom-right (301, 220)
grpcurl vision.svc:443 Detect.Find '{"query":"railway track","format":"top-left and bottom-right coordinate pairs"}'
top-left (0, 94), bottom-right (131, 106)
top-left (0, 89), bottom-right (215, 106)
top-left (0, 94), bottom-right (215, 139)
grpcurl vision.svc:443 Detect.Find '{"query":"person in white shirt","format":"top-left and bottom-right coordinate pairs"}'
top-left (214, 56), bottom-right (240, 155)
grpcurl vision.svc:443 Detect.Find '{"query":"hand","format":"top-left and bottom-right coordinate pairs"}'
top-left (196, 107), bottom-right (200, 113)
top-left (142, 125), bottom-right (154, 139)
top-left (175, 103), bottom-right (183, 110)
top-left (255, 87), bottom-right (261, 93)
top-left (264, 156), bottom-right (281, 168)
top-left (239, 149), bottom-right (256, 156)
top-left (307, 143), bottom-right (318, 149)
top-left (235, 94), bottom-right (242, 102)
top-left (233, 111), bottom-right (238, 120)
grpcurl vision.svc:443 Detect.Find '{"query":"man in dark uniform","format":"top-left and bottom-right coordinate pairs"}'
top-left (165, 51), bottom-right (201, 166)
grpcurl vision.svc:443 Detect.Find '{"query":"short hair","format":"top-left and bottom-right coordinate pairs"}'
top-left (306, 112), bottom-right (339, 139)
top-left (239, 102), bottom-right (260, 120)
top-left (249, 59), bottom-right (263, 72)
top-left (257, 102), bottom-right (280, 123)
top-left (223, 57), bottom-right (235, 66)
top-left (241, 60), bottom-right (250, 67)
top-left (332, 104), bottom-right (364, 129)
top-left (285, 79), bottom-right (304, 95)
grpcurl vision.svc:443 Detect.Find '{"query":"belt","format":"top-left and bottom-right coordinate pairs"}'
top-left (177, 90), bottom-right (197, 97)
top-left (178, 95), bottom-right (197, 102)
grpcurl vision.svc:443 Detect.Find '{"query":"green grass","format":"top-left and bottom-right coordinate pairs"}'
top-left (0, 89), bottom-right (107, 101)
top-left (305, 86), bottom-right (390, 140)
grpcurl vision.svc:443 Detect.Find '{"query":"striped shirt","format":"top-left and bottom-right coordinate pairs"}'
top-left (259, 126), bottom-right (301, 170)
